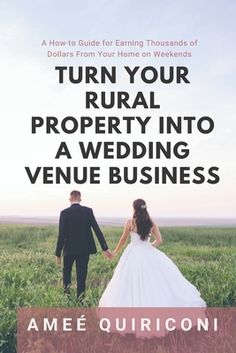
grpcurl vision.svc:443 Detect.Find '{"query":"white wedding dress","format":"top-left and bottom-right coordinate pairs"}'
top-left (99, 231), bottom-right (206, 307)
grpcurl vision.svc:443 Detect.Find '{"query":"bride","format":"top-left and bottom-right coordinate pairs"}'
top-left (99, 199), bottom-right (206, 307)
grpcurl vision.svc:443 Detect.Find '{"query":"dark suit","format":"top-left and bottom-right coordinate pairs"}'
top-left (55, 203), bottom-right (108, 299)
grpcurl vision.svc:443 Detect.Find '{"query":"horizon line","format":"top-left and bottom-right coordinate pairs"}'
top-left (0, 215), bottom-right (236, 227)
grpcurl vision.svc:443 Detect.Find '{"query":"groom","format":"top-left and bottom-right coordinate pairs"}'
top-left (55, 190), bottom-right (111, 300)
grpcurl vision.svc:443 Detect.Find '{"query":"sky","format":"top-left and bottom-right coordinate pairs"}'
top-left (0, 0), bottom-right (236, 218)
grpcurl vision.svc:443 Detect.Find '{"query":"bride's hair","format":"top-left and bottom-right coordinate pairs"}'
top-left (133, 199), bottom-right (153, 241)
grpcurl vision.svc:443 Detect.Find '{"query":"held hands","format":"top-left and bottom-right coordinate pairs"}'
top-left (103, 249), bottom-right (116, 260)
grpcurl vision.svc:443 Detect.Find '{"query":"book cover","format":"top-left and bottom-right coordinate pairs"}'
top-left (0, 1), bottom-right (235, 352)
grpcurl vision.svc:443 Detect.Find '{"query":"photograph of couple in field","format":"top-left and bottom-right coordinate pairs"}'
top-left (1, 193), bottom-right (235, 353)
top-left (55, 190), bottom-right (206, 307)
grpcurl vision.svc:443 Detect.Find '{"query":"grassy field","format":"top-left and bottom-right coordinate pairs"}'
top-left (0, 224), bottom-right (235, 353)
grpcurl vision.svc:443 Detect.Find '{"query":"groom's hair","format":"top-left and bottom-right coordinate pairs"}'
top-left (70, 190), bottom-right (81, 198)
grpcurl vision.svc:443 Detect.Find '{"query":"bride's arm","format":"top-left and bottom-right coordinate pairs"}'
top-left (151, 223), bottom-right (163, 246)
top-left (112, 220), bottom-right (131, 256)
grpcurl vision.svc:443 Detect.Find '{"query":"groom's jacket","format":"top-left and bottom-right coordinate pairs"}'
top-left (55, 204), bottom-right (108, 257)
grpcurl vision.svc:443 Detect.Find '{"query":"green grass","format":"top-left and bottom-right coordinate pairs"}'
top-left (0, 224), bottom-right (235, 353)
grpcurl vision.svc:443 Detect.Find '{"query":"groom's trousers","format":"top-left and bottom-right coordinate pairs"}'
top-left (63, 253), bottom-right (90, 300)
